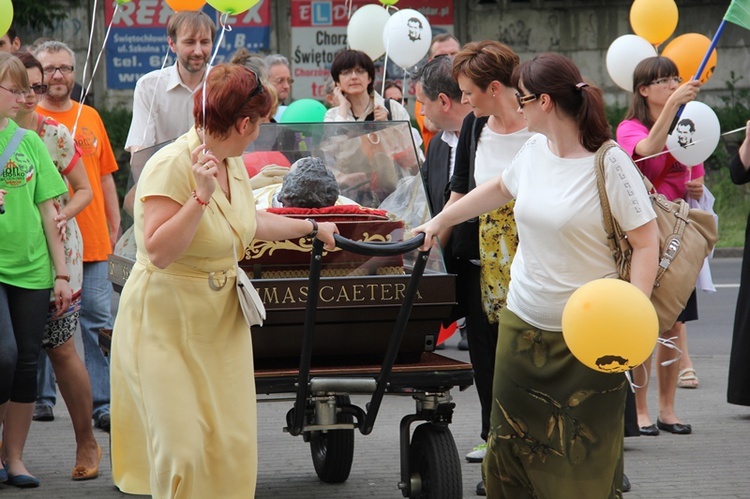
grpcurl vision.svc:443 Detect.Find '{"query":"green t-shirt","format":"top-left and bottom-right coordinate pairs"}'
top-left (0, 120), bottom-right (69, 289)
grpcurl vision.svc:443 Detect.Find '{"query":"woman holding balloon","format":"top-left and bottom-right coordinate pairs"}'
top-left (616, 56), bottom-right (703, 436)
top-left (415, 53), bottom-right (659, 498)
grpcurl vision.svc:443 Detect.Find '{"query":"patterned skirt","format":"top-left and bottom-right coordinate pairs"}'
top-left (483, 309), bottom-right (626, 499)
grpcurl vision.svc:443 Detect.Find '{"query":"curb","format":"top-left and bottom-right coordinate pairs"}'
top-left (715, 247), bottom-right (744, 258)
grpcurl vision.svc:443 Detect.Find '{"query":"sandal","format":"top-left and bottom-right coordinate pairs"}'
top-left (677, 368), bottom-right (699, 389)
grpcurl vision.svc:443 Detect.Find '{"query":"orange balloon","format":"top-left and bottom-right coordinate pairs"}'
top-left (661, 33), bottom-right (718, 84)
top-left (166, 0), bottom-right (207, 11)
top-left (630, 0), bottom-right (678, 46)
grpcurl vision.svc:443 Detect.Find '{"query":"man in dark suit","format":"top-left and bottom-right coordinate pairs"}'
top-left (415, 56), bottom-right (493, 497)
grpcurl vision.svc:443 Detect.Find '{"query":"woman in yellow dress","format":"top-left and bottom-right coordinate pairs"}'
top-left (109, 64), bottom-right (338, 498)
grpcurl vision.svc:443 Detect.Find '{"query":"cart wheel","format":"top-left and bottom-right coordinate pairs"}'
top-left (408, 423), bottom-right (462, 499)
top-left (309, 395), bottom-right (355, 484)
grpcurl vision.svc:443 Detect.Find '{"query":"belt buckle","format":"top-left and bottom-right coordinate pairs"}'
top-left (208, 269), bottom-right (228, 290)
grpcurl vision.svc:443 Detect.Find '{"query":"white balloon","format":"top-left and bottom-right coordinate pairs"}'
top-left (382, 9), bottom-right (431, 70)
top-left (666, 101), bottom-right (721, 167)
top-left (606, 35), bottom-right (657, 92)
top-left (347, 5), bottom-right (391, 61)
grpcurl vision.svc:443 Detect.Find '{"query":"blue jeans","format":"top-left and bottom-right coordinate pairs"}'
top-left (37, 261), bottom-right (112, 420)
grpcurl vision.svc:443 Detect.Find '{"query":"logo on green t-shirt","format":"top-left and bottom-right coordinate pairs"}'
top-left (1, 154), bottom-right (35, 188)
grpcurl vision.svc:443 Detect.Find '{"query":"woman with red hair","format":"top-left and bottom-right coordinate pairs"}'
top-left (109, 64), bottom-right (338, 498)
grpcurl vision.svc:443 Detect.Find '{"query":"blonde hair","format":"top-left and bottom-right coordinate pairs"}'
top-left (0, 52), bottom-right (29, 92)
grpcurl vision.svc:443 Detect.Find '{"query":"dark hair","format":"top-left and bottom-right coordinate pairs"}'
top-left (4, 26), bottom-right (18, 41)
top-left (452, 40), bottom-right (519, 90)
top-left (677, 118), bottom-right (695, 132)
top-left (624, 56), bottom-right (680, 130)
top-left (512, 53), bottom-right (611, 152)
top-left (330, 49), bottom-right (375, 95)
top-left (193, 64), bottom-right (272, 139)
top-left (384, 79), bottom-right (402, 93)
top-left (415, 55), bottom-right (461, 102)
top-left (167, 11), bottom-right (216, 44)
top-left (13, 51), bottom-right (44, 80)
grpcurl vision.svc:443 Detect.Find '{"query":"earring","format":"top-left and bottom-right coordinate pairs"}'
top-left (492, 93), bottom-right (496, 97)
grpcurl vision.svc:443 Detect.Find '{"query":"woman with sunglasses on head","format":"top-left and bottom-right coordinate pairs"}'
top-left (109, 64), bottom-right (337, 499)
top-left (12, 50), bottom-right (101, 481)
top-left (0, 52), bottom-right (72, 488)
top-left (616, 56), bottom-right (703, 437)
top-left (415, 53), bottom-right (659, 497)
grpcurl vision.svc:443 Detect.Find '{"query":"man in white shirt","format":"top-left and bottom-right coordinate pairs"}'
top-left (124, 11), bottom-right (215, 154)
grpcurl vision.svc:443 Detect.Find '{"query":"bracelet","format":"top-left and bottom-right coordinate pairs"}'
top-left (192, 190), bottom-right (209, 207)
top-left (55, 275), bottom-right (70, 281)
top-left (304, 218), bottom-right (318, 240)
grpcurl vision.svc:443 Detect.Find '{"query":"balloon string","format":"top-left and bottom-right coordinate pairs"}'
top-left (345, 0), bottom-right (353, 20)
top-left (201, 12), bottom-right (231, 148)
top-left (657, 335), bottom-right (682, 367)
top-left (72, 0), bottom-right (103, 138)
top-left (382, 28), bottom-right (391, 95)
top-left (140, 48), bottom-right (171, 148)
top-left (74, 12), bottom-right (116, 137)
top-left (634, 126), bottom-right (746, 163)
top-left (400, 72), bottom-right (408, 108)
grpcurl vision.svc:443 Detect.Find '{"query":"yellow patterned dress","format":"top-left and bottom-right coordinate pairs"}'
top-left (479, 200), bottom-right (518, 323)
top-left (110, 129), bottom-right (259, 498)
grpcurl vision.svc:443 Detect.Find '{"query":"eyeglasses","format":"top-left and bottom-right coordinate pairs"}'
top-left (649, 76), bottom-right (683, 86)
top-left (29, 84), bottom-right (48, 95)
top-left (0, 84), bottom-right (27, 98)
top-left (515, 92), bottom-right (538, 109)
top-left (240, 70), bottom-right (265, 109)
top-left (340, 68), bottom-right (368, 77)
top-left (270, 77), bottom-right (294, 86)
top-left (42, 65), bottom-right (75, 76)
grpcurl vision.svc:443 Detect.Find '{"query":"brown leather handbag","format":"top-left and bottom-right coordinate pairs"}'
top-left (594, 142), bottom-right (718, 333)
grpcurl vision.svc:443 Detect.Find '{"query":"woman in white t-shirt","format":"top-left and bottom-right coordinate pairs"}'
top-left (416, 53), bottom-right (659, 498)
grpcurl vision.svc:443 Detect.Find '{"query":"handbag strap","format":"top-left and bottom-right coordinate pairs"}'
top-left (594, 141), bottom-right (632, 276)
top-left (0, 127), bottom-right (28, 177)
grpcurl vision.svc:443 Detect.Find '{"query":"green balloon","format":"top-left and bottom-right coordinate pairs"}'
top-left (206, 0), bottom-right (259, 14)
top-left (279, 99), bottom-right (328, 123)
top-left (380, 0), bottom-right (399, 5)
top-left (0, 0), bottom-right (14, 39)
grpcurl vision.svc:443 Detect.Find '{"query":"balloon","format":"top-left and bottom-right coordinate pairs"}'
top-left (379, 0), bottom-right (399, 5)
top-left (382, 9), bottom-right (432, 69)
top-left (661, 33), bottom-right (718, 84)
top-left (436, 321), bottom-right (457, 346)
top-left (116, 0), bottom-right (133, 3)
top-left (562, 279), bottom-right (658, 373)
top-left (347, 5), bottom-right (391, 61)
top-left (279, 99), bottom-right (328, 123)
top-left (0, 0), bottom-right (13, 40)
top-left (206, 0), bottom-right (259, 14)
top-left (606, 35), bottom-right (658, 92)
top-left (166, 0), bottom-right (207, 11)
top-left (629, 0), bottom-right (678, 46)
top-left (665, 101), bottom-right (721, 167)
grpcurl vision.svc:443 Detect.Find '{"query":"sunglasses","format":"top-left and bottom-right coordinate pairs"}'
top-left (30, 84), bottom-right (48, 95)
top-left (239, 70), bottom-right (265, 110)
top-left (515, 92), bottom-right (538, 109)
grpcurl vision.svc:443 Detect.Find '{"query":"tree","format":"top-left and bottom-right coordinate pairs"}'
top-left (12, 0), bottom-right (83, 31)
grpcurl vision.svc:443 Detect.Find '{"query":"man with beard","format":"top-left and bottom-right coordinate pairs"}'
top-left (125, 11), bottom-right (215, 153)
top-left (34, 40), bottom-right (120, 433)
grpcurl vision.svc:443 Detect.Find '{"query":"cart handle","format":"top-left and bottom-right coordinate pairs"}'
top-left (333, 233), bottom-right (426, 257)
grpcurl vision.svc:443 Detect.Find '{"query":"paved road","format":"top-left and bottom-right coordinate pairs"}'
top-left (2, 259), bottom-right (748, 498)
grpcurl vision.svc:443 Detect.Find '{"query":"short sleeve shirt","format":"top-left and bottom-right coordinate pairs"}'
top-left (502, 135), bottom-right (656, 331)
top-left (0, 120), bottom-right (69, 289)
top-left (616, 118), bottom-right (705, 201)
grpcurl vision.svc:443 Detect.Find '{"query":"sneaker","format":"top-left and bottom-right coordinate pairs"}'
top-left (476, 480), bottom-right (486, 496)
top-left (466, 443), bottom-right (486, 463)
top-left (32, 404), bottom-right (54, 422)
top-left (95, 413), bottom-right (111, 433)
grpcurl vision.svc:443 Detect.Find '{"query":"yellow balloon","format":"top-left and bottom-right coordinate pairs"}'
top-left (662, 33), bottom-right (719, 84)
top-left (630, 0), bottom-right (678, 46)
top-left (379, 0), bottom-right (399, 5)
top-left (562, 279), bottom-right (658, 373)
top-left (0, 0), bottom-right (14, 39)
